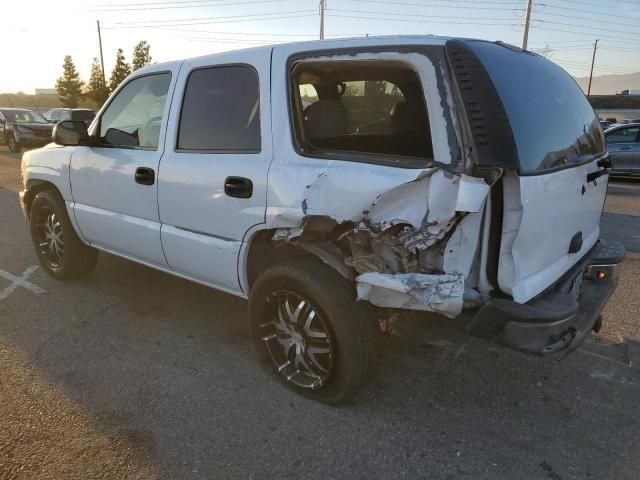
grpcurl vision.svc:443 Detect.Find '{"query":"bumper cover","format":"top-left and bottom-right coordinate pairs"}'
top-left (468, 239), bottom-right (625, 357)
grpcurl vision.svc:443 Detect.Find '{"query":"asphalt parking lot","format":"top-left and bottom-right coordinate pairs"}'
top-left (0, 146), bottom-right (639, 480)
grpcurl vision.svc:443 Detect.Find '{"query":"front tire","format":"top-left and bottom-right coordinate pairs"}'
top-left (29, 190), bottom-right (98, 279)
top-left (8, 133), bottom-right (21, 153)
top-left (249, 257), bottom-right (379, 404)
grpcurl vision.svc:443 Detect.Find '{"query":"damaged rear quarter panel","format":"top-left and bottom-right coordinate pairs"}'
top-left (259, 38), bottom-right (489, 318)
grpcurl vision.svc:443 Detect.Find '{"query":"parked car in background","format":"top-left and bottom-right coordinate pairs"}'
top-left (20, 36), bottom-right (624, 403)
top-left (44, 108), bottom-right (96, 126)
top-left (0, 108), bottom-right (53, 153)
top-left (600, 120), bottom-right (612, 130)
top-left (605, 123), bottom-right (640, 176)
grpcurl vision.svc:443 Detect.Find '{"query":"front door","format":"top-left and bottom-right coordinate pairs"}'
top-left (606, 125), bottom-right (640, 174)
top-left (157, 51), bottom-right (272, 294)
top-left (70, 68), bottom-right (178, 267)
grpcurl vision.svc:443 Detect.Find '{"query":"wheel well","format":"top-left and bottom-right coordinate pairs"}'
top-left (23, 180), bottom-right (59, 219)
top-left (245, 229), bottom-right (315, 291)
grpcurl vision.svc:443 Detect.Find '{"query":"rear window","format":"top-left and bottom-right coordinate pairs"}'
top-left (467, 41), bottom-right (605, 173)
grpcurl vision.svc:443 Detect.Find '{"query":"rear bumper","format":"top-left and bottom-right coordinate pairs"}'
top-left (468, 239), bottom-right (625, 357)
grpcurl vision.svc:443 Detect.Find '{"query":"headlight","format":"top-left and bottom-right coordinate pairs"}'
top-left (15, 126), bottom-right (32, 134)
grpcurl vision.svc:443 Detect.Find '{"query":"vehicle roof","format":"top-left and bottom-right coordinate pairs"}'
top-left (135, 34), bottom-right (454, 74)
top-left (0, 107), bottom-right (36, 111)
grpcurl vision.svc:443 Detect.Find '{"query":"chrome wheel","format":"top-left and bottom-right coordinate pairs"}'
top-left (34, 207), bottom-right (64, 268)
top-left (260, 290), bottom-right (334, 389)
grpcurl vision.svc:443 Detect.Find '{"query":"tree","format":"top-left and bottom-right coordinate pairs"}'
top-left (108, 48), bottom-right (131, 93)
top-left (132, 40), bottom-right (152, 71)
top-left (85, 57), bottom-right (110, 107)
top-left (55, 55), bottom-right (84, 108)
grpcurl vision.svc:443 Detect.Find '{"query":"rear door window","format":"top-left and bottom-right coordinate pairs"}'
top-left (177, 65), bottom-right (260, 152)
top-left (606, 127), bottom-right (640, 144)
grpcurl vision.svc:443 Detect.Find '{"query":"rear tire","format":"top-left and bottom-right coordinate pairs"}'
top-left (29, 189), bottom-right (98, 280)
top-left (249, 256), bottom-right (379, 404)
top-left (8, 133), bottom-right (21, 153)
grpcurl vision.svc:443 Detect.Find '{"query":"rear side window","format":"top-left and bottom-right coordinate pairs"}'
top-left (177, 65), bottom-right (260, 152)
top-left (291, 60), bottom-right (433, 163)
top-left (467, 41), bottom-right (605, 173)
top-left (606, 127), bottom-right (639, 144)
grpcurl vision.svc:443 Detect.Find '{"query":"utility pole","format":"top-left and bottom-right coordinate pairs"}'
top-left (587, 39), bottom-right (599, 98)
top-left (521, 0), bottom-right (533, 50)
top-left (97, 20), bottom-right (106, 85)
top-left (319, 0), bottom-right (325, 40)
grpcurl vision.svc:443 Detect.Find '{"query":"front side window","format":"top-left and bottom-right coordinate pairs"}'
top-left (177, 65), bottom-right (260, 152)
top-left (606, 127), bottom-right (640, 144)
top-left (291, 60), bottom-right (433, 162)
top-left (99, 72), bottom-right (171, 149)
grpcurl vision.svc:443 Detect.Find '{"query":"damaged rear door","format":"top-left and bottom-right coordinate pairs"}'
top-left (447, 40), bottom-right (609, 304)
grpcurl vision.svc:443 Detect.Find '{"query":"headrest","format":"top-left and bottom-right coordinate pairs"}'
top-left (304, 100), bottom-right (348, 139)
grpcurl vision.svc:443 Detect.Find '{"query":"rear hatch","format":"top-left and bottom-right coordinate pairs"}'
top-left (447, 40), bottom-right (609, 303)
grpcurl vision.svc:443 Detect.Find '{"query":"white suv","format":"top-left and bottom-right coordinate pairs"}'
top-left (20, 36), bottom-right (624, 403)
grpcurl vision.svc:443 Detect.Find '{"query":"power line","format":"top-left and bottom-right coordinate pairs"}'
top-left (347, 0), bottom-right (521, 11)
top-left (328, 8), bottom-right (516, 22)
top-left (105, 10), bottom-right (316, 27)
top-left (87, 0), bottom-right (289, 11)
top-left (326, 13), bottom-right (516, 26)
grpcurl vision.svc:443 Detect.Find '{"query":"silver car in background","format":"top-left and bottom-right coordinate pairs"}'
top-left (605, 123), bottom-right (640, 176)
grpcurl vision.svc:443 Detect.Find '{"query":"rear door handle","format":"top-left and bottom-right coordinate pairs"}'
top-left (135, 167), bottom-right (155, 186)
top-left (620, 146), bottom-right (633, 151)
top-left (224, 176), bottom-right (253, 198)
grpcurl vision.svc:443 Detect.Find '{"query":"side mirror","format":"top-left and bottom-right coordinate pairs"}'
top-left (53, 120), bottom-right (89, 146)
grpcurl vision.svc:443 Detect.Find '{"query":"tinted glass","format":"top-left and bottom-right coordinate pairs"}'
top-left (99, 73), bottom-right (171, 149)
top-left (178, 66), bottom-right (260, 151)
top-left (72, 110), bottom-right (96, 122)
top-left (468, 41), bottom-right (605, 173)
top-left (606, 127), bottom-right (640, 143)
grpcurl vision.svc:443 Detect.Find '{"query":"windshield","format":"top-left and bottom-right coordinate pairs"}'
top-left (2, 109), bottom-right (48, 124)
top-left (466, 41), bottom-right (605, 174)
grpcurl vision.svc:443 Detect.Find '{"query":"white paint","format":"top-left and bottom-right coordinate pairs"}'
top-left (444, 211), bottom-right (484, 278)
top-left (356, 272), bottom-right (465, 318)
top-left (366, 172), bottom-right (432, 230)
top-left (0, 266), bottom-right (46, 301)
top-left (426, 170), bottom-right (458, 234)
top-left (499, 158), bottom-right (607, 303)
top-left (455, 175), bottom-right (490, 213)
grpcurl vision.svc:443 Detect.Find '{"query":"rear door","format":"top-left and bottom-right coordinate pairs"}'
top-left (157, 50), bottom-right (272, 294)
top-left (605, 126), bottom-right (640, 174)
top-left (450, 40), bottom-right (609, 303)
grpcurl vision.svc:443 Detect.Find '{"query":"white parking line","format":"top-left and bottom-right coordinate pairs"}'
top-left (0, 265), bottom-right (47, 301)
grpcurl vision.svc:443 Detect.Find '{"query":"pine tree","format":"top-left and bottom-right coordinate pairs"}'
top-left (108, 49), bottom-right (132, 93)
top-left (85, 57), bottom-right (109, 107)
top-left (55, 55), bottom-right (84, 108)
top-left (132, 40), bottom-right (152, 71)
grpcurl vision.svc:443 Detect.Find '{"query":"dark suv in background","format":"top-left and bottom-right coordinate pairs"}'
top-left (0, 108), bottom-right (54, 153)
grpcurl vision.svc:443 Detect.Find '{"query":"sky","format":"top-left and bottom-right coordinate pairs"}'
top-left (0, 0), bottom-right (638, 94)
